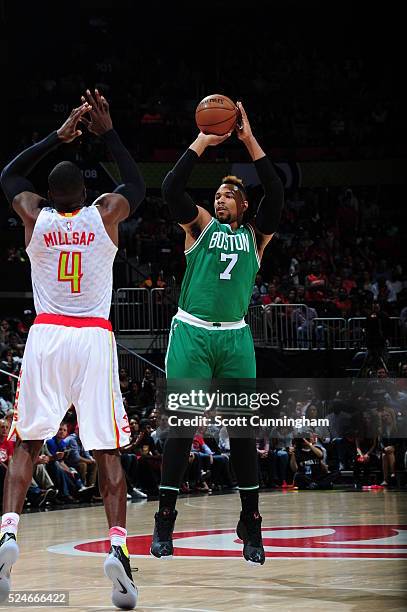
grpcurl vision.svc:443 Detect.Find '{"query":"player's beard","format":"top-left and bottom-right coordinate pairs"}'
top-left (216, 209), bottom-right (232, 223)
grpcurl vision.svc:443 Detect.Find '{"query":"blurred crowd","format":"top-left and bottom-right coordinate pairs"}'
top-left (4, 3), bottom-right (402, 164)
top-left (118, 184), bottom-right (407, 335)
top-left (2, 368), bottom-right (407, 509)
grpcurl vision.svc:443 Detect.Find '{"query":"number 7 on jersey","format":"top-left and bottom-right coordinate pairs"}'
top-left (58, 251), bottom-right (83, 293)
top-left (219, 253), bottom-right (238, 280)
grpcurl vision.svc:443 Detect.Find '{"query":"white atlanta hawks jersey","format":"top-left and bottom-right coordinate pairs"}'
top-left (26, 204), bottom-right (117, 318)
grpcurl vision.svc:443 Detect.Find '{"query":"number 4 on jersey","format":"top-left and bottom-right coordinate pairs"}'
top-left (219, 253), bottom-right (238, 280)
top-left (58, 251), bottom-right (83, 293)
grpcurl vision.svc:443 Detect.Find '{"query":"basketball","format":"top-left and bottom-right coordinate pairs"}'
top-left (195, 94), bottom-right (238, 135)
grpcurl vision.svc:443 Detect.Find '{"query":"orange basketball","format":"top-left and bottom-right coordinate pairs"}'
top-left (195, 94), bottom-right (238, 135)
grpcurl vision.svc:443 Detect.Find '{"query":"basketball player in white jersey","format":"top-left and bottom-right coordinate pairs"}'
top-left (0, 91), bottom-right (145, 610)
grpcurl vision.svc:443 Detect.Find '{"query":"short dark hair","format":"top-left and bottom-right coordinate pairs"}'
top-left (140, 418), bottom-right (152, 430)
top-left (48, 161), bottom-right (84, 197)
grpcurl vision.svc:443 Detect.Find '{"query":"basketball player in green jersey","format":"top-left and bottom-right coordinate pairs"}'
top-left (151, 102), bottom-right (283, 564)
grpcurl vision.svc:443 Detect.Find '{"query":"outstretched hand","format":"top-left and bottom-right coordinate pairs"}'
top-left (197, 131), bottom-right (232, 147)
top-left (80, 89), bottom-right (113, 136)
top-left (57, 103), bottom-right (92, 143)
top-left (235, 101), bottom-right (253, 142)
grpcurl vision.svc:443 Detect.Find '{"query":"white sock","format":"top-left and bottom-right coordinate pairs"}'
top-left (109, 526), bottom-right (127, 548)
top-left (1, 513), bottom-right (20, 536)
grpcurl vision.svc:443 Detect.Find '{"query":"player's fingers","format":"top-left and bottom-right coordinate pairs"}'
top-left (217, 131), bottom-right (232, 144)
top-left (72, 103), bottom-right (91, 120)
top-left (237, 101), bottom-right (248, 121)
top-left (77, 103), bottom-right (92, 117)
top-left (100, 95), bottom-right (109, 111)
top-left (94, 89), bottom-right (104, 109)
top-left (79, 116), bottom-right (91, 127)
top-left (86, 89), bottom-right (97, 109)
top-left (82, 92), bottom-right (94, 107)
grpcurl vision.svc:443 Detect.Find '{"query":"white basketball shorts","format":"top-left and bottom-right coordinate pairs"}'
top-left (10, 314), bottom-right (130, 450)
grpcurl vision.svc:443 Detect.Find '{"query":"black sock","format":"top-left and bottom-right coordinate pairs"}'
top-left (239, 488), bottom-right (259, 514)
top-left (158, 424), bottom-right (196, 513)
top-left (229, 434), bottom-right (259, 515)
top-left (158, 487), bottom-right (178, 513)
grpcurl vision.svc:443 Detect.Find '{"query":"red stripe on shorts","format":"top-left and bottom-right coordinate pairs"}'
top-left (34, 313), bottom-right (112, 330)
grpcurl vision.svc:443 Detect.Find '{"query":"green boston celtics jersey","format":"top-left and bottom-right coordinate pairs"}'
top-left (178, 218), bottom-right (260, 322)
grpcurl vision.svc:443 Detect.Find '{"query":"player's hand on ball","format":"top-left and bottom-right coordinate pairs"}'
top-left (197, 131), bottom-right (232, 147)
top-left (57, 102), bottom-right (92, 142)
top-left (80, 89), bottom-right (113, 135)
top-left (236, 101), bottom-right (253, 142)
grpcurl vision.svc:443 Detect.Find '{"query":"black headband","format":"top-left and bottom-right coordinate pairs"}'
top-left (220, 182), bottom-right (247, 200)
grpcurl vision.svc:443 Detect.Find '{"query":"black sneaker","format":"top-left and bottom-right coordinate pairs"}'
top-left (37, 488), bottom-right (57, 508)
top-left (104, 544), bottom-right (137, 610)
top-left (150, 508), bottom-right (178, 559)
top-left (0, 532), bottom-right (19, 603)
top-left (236, 511), bottom-right (265, 565)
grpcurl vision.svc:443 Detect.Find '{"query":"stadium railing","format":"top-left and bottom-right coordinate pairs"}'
top-left (112, 293), bottom-right (404, 351)
top-left (116, 342), bottom-right (165, 381)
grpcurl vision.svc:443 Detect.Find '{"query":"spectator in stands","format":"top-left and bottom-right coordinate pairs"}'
top-left (326, 400), bottom-right (352, 470)
top-left (262, 283), bottom-right (284, 305)
top-left (0, 321), bottom-right (11, 351)
top-left (305, 263), bottom-right (327, 302)
top-left (334, 288), bottom-right (352, 316)
top-left (305, 403), bottom-right (330, 448)
top-left (16, 310), bottom-right (34, 339)
top-left (119, 367), bottom-right (132, 398)
top-left (0, 349), bottom-right (19, 377)
top-left (268, 422), bottom-right (292, 487)
top-left (130, 419), bottom-right (161, 495)
top-left (191, 429), bottom-right (214, 492)
top-left (46, 423), bottom-right (91, 501)
top-left (119, 422), bottom-right (148, 499)
top-left (289, 433), bottom-right (339, 489)
top-left (292, 304), bottom-right (324, 348)
top-left (371, 277), bottom-right (397, 304)
top-left (357, 304), bottom-right (390, 375)
top-left (251, 274), bottom-right (268, 305)
top-left (354, 411), bottom-right (381, 488)
top-left (125, 382), bottom-right (144, 418)
top-left (202, 427), bottom-right (236, 490)
top-left (151, 413), bottom-right (169, 453)
top-left (3, 409), bottom-right (14, 436)
top-left (33, 451), bottom-right (55, 492)
top-left (64, 425), bottom-right (98, 490)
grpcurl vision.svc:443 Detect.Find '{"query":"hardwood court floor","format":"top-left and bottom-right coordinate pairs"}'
top-left (1, 490), bottom-right (406, 611)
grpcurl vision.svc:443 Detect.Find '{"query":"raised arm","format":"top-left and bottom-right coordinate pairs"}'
top-left (236, 101), bottom-right (284, 258)
top-left (162, 131), bottom-right (231, 247)
top-left (0, 103), bottom-right (92, 221)
top-left (80, 89), bottom-right (146, 223)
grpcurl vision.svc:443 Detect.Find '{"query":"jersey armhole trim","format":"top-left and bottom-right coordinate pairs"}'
top-left (247, 223), bottom-right (261, 268)
top-left (184, 217), bottom-right (215, 255)
top-left (94, 204), bottom-right (119, 251)
top-left (25, 208), bottom-right (46, 254)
